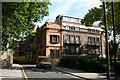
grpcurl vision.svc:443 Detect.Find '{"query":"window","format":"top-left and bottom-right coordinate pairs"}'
top-left (56, 50), bottom-right (60, 58)
top-left (71, 36), bottom-right (75, 43)
top-left (92, 38), bottom-right (95, 43)
top-left (65, 45), bottom-right (70, 54)
top-left (66, 25), bottom-right (70, 30)
top-left (66, 35), bottom-right (70, 43)
top-left (70, 26), bottom-right (75, 31)
top-left (63, 26), bottom-right (66, 29)
top-left (92, 29), bottom-right (95, 33)
top-left (76, 36), bottom-right (80, 44)
top-left (88, 37), bottom-right (91, 43)
top-left (76, 46), bottom-right (80, 54)
top-left (96, 30), bottom-right (99, 34)
top-left (68, 17), bottom-right (71, 21)
top-left (50, 35), bottom-right (59, 43)
top-left (71, 46), bottom-right (75, 54)
top-left (88, 29), bottom-right (91, 33)
top-left (50, 50), bottom-right (60, 58)
top-left (96, 38), bottom-right (99, 43)
top-left (50, 50), bottom-right (54, 58)
top-left (75, 27), bottom-right (80, 31)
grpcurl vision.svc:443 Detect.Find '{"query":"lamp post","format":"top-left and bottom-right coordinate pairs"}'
top-left (111, 0), bottom-right (117, 79)
top-left (102, 0), bottom-right (110, 79)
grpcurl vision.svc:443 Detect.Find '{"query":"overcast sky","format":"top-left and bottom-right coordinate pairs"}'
top-left (35, 0), bottom-right (102, 26)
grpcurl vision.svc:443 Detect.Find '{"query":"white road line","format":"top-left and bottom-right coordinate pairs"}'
top-left (19, 65), bottom-right (28, 80)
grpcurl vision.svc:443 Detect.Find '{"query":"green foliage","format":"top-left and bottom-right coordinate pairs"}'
top-left (2, 2), bottom-right (51, 50)
top-left (81, 7), bottom-right (103, 26)
top-left (109, 40), bottom-right (119, 55)
top-left (59, 57), bottom-right (106, 73)
top-left (81, 2), bottom-right (120, 34)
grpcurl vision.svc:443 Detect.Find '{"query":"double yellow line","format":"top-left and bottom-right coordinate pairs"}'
top-left (19, 65), bottom-right (28, 80)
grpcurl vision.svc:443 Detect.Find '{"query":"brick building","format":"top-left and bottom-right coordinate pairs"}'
top-left (34, 15), bottom-right (105, 64)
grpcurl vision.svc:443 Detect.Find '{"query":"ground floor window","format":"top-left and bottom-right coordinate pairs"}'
top-left (50, 50), bottom-right (60, 58)
top-left (56, 50), bottom-right (60, 58)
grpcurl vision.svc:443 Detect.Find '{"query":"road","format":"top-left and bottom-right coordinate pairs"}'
top-left (21, 64), bottom-right (81, 80)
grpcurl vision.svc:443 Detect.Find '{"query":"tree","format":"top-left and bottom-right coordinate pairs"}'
top-left (81, 2), bottom-right (120, 35)
top-left (2, 2), bottom-right (51, 50)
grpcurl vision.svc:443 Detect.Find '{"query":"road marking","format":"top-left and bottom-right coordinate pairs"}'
top-left (64, 73), bottom-right (81, 79)
top-left (54, 69), bottom-right (86, 80)
top-left (20, 65), bottom-right (28, 80)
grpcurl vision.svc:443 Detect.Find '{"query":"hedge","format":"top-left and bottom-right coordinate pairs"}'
top-left (59, 57), bottom-right (106, 73)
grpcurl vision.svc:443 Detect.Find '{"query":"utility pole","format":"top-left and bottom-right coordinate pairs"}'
top-left (111, 0), bottom-right (117, 79)
top-left (102, 0), bottom-right (110, 79)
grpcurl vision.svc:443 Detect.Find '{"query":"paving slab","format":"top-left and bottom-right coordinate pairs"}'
top-left (0, 64), bottom-right (23, 80)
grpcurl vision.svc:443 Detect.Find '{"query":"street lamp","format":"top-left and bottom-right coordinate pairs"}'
top-left (102, 0), bottom-right (110, 79)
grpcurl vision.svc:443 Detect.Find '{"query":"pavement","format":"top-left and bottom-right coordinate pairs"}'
top-left (0, 64), bottom-right (23, 80)
top-left (52, 65), bottom-right (117, 80)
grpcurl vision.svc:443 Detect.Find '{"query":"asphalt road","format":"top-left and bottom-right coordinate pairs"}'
top-left (21, 64), bottom-right (81, 80)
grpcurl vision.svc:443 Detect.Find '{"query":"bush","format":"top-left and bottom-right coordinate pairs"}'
top-left (59, 57), bottom-right (106, 73)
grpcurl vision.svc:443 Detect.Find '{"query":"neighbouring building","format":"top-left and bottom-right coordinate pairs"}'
top-left (34, 15), bottom-right (106, 64)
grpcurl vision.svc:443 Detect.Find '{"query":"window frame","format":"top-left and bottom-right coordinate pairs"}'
top-left (76, 36), bottom-right (80, 44)
top-left (50, 35), bottom-right (59, 43)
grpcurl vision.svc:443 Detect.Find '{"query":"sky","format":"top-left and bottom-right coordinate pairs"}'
top-left (35, 0), bottom-right (102, 26)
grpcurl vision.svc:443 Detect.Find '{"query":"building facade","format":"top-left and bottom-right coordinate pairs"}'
top-left (34, 15), bottom-right (106, 64)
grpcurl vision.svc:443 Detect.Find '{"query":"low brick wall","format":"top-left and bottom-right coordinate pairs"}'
top-left (0, 51), bottom-right (13, 68)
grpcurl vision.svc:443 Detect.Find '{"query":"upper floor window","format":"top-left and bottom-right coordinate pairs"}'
top-left (91, 38), bottom-right (95, 43)
top-left (96, 30), bottom-right (99, 34)
top-left (76, 36), bottom-right (80, 44)
top-left (92, 29), bottom-right (95, 33)
top-left (70, 26), bottom-right (75, 31)
top-left (88, 37), bottom-right (100, 44)
top-left (66, 25), bottom-right (70, 30)
top-left (75, 27), bottom-right (80, 31)
top-left (88, 29), bottom-right (91, 33)
top-left (88, 37), bottom-right (91, 43)
top-left (66, 35), bottom-right (70, 43)
top-left (71, 36), bottom-right (75, 43)
top-left (63, 26), bottom-right (66, 29)
top-left (50, 35), bottom-right (59, 43)
top-left (96, 38), bottom-right (100, 43)
top-left (88, 29), bottom-right (100, 34)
